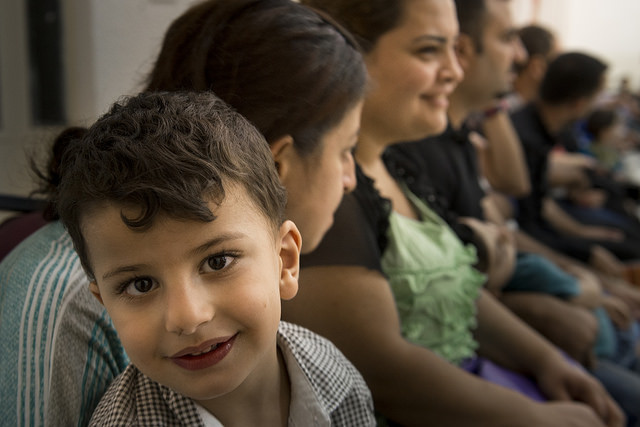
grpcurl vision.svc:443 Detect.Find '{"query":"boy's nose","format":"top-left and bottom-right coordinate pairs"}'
top-left (164, 278), bottom-right (214, 335)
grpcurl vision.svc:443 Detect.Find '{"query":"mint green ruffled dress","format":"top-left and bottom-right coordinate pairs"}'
top-left (381, 188), bottom-right (486, 365)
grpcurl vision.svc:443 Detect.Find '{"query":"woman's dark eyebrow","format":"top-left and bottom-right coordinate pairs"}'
top-left (413, 35), bottom-right (447, 44)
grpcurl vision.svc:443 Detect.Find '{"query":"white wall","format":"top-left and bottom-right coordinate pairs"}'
top-left (0, 0), bottom-right (192, 204)
top-left (63, 0), bottom-right (195, 124)
top-left (2, 0), bottom-right (640, 202)
top-left (512, 0), bottom-right (640, 91)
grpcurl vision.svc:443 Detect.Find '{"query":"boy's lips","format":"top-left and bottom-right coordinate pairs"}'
top-left (170, 334), bottom-right (237, 371)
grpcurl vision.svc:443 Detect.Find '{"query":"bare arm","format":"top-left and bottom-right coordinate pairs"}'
top-left (475, 289), bottom-right (575, 372)
top-left (499, 292), bottom-right (598, 367)
top-left (542, 198), bottom-right (624, 241)
top-left (475, 110), bottom-right (531, 197)
top-left (282, 266), bottom-right (619, 427)
top-left (547, 151), bottom-right (595, 189)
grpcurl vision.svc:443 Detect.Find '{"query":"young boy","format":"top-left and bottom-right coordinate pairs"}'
top-left (55, 91), bottom-right (375, 426)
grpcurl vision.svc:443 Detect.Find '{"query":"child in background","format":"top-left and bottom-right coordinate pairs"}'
top-left (55, 91), bottom-right (375, 426)
top-left (586, 108), bottom-right (628, 174)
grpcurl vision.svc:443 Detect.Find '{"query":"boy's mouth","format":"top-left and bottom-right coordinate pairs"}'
top-left (170, 334), bottom-right (237, 371)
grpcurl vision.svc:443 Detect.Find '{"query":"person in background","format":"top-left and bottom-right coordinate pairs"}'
top-left (508, 24), bottom-right (559, 110)
top-left (586, 108), bottom-right (629, 173)
top-left (388, 0), bottom-right (640, 421)
top-left (0, 0), bottom-right (367, 424)
top-left (284, 0), bottom-right (623, 425)
top-left (511, 52), bottom-right (640, 265)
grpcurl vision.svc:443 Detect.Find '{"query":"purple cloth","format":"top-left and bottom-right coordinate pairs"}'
top-left (461, 356), bottom-right (547, 402)
top-left (0, 211), bottom-right (48, 261)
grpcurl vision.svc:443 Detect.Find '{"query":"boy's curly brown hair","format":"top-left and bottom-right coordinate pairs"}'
top-left (56, 91), bottom-right (286, 280)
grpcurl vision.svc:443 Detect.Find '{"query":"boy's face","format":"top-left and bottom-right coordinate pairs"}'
top-left (83, 185), bottom-right (301, 402)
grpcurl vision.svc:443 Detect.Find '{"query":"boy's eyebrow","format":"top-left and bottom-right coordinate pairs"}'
top-left (189, 232), bottom-right (246, 256)
top-left (101, 232), bottom-right (247, 280)
top-left (103, 265), bottom-right (147, 280)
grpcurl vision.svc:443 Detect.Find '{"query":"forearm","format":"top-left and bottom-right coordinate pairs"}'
top-left (499, 292), bottom-right (598, 366)
top-left (479, 111), bottom-right (531, 197)
top-left (514, 229), bottom-right (579, 270)
top-left (475, 289), bottom-right (563, 376)
top-left (542, 197), bottom-right (587, 237)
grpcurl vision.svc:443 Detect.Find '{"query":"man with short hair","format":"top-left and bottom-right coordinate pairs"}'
top-left (510, 24), bottom-right (559, 109)
top-left (512, 52), bottom-right (640, 263)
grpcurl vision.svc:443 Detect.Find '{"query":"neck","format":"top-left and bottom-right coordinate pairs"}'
top-left (354, 129), bottom-right (390, 170)
top-left (537, 102), bottom-right (571, 135)
top-left (513, 77), bottom-right (538, 104)
top-left (448, 90), bottom-right (473, 129)
top-left (197, 346), bottom-right (290, 427)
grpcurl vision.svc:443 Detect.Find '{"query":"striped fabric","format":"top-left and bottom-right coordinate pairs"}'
top-left (0, 222), bottom-right (128, 427)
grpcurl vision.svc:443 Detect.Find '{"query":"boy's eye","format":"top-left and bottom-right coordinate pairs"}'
top-left (204, 254), bottom-right (235, 272)
top-left (122, 277), bottom-right (155, 296)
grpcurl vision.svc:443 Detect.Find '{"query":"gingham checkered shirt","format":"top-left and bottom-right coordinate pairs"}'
top-left (89, 322), bottom-right (375, 426)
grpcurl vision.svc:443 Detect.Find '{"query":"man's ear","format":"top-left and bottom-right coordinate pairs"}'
top-left (278, 220), bottom-right (302, 301)
top-left (269, 135), bottom-right (295, 181)
top-left (89, 281), bottom-right (105, 306)
top-left (455, 33), bottom-right (476, 71)
top-left (528, 55), bottom-right (548, 81)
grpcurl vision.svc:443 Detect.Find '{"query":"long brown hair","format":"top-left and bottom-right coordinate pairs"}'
top-left (146, 0), bottom-right (367, 157)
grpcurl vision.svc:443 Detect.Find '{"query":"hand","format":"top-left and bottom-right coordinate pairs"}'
top-left (601, 295), bottom-right (633, 329)
top-left (569, 188), bottom-right (607, 209)
top-left (532, 401), bottom-right (620, 427)
top-left (563, 263), bottom-right (599, 283)
top-left (460, 217), bottom-right (516, 292)
top-left (535, 354), bottom-right (625, 427)
top-left (590, 246), bottom-right (626, 277)
top-left (604, 276), bottom-right (640, 319)
top-left (581, 226), bottom-right (625, 242)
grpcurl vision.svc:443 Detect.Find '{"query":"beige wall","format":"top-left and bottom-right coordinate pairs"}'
top-left (512, 0), bottom-right (640, 91)
top-left (0, 0), bottom-right (192, 204)
top-left (2, 0), bottom-right (640, 203)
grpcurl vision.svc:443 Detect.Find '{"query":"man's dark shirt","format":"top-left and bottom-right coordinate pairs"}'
top-left (509, 103), bottom-right (556, 228)
top-left (510, 102), bottom-right (640, 261)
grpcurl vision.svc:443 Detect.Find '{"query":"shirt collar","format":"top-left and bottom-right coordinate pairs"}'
top-left (278, 331), bottom-right (331, 427)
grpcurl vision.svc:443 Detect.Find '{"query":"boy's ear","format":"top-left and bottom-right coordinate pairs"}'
top-left (269, 135), bottom-right (295, 181)
top-left (278, 220), bottom-right (302, 301)
top-left (89, 281), bottom-right (105, 306)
